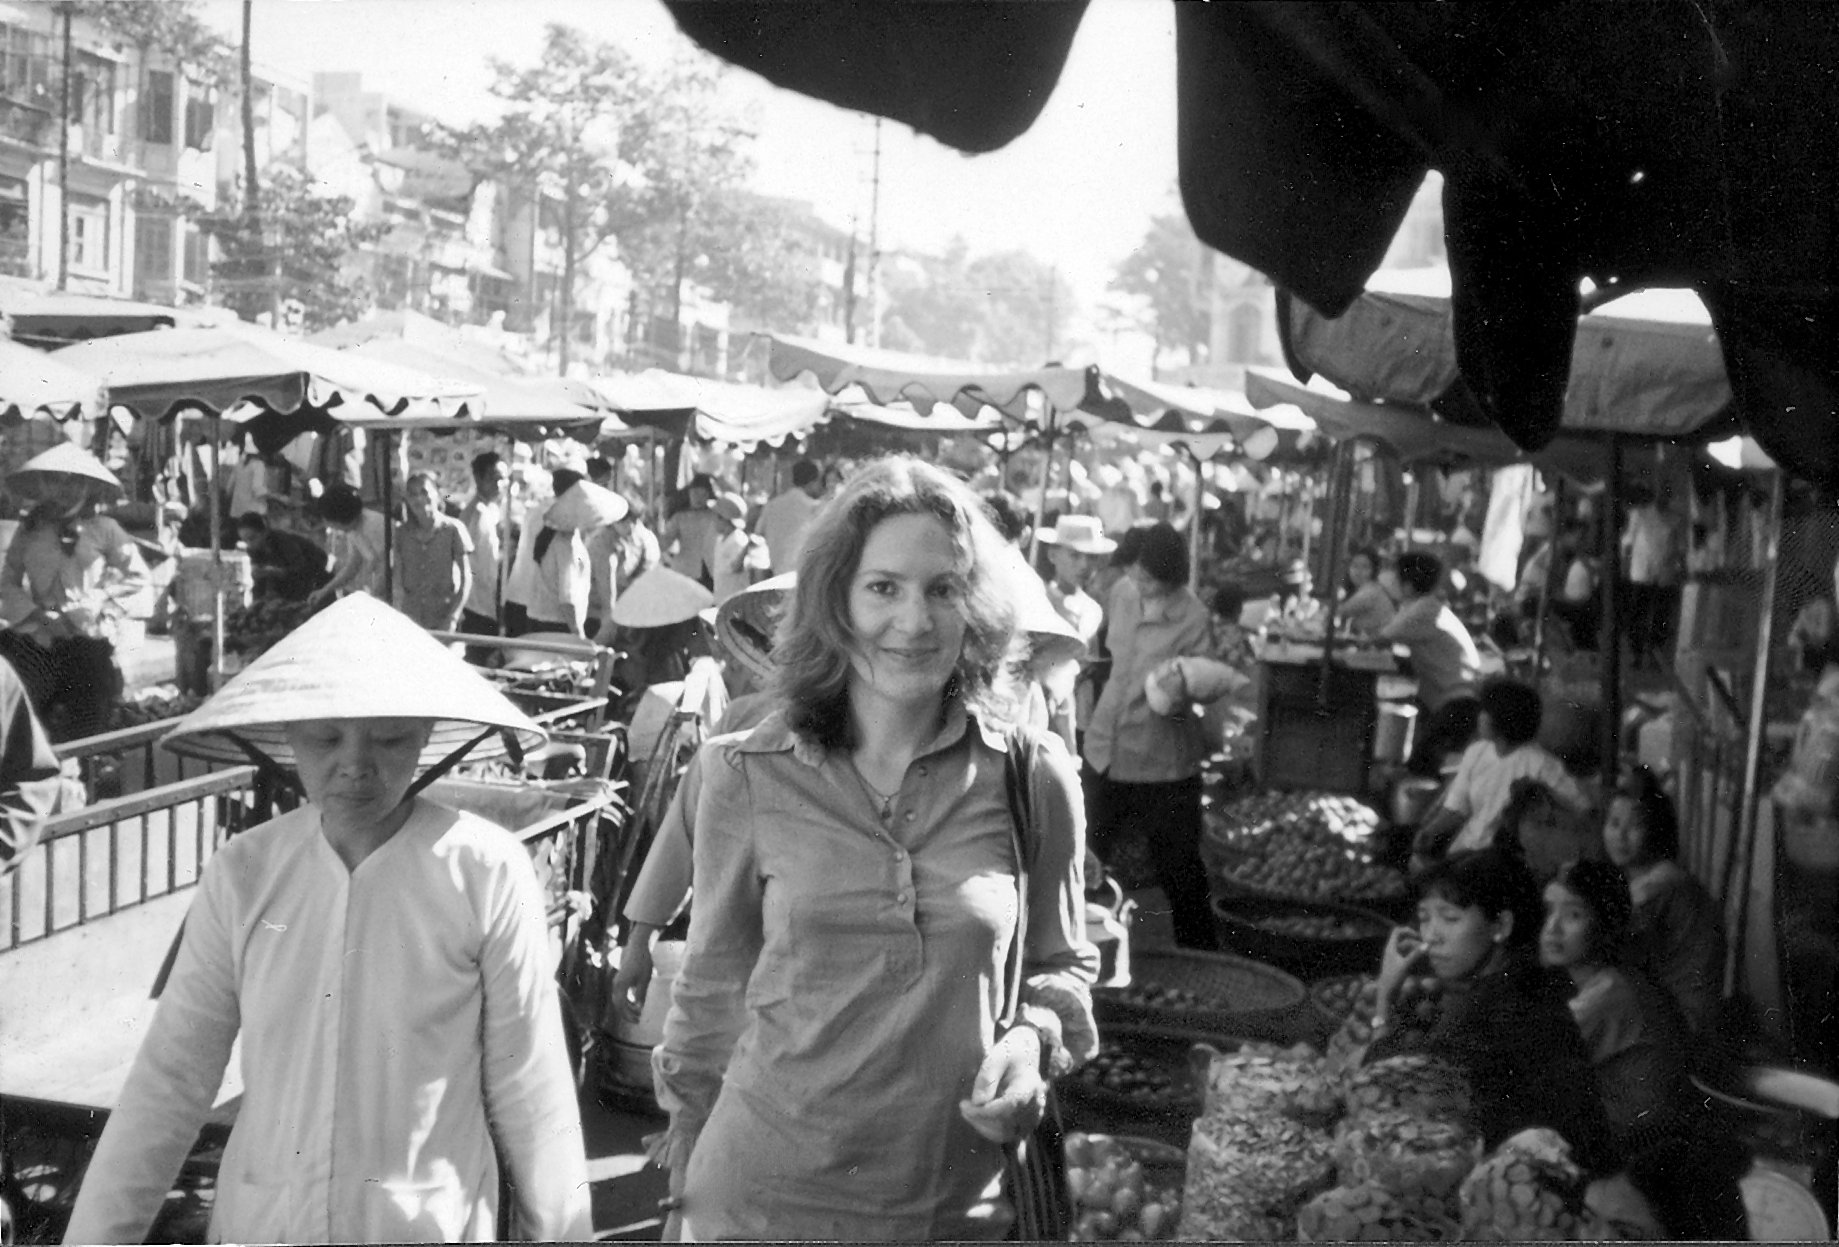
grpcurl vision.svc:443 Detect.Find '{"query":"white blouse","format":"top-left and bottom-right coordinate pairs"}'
top-left (64, 800), bottom-right (591, 1244)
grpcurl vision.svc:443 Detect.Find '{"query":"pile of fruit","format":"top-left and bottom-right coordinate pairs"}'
top-left (222, 599), bottom-right (315, 659)
top-left (1457, 1128), bottom-right (1595, 1240)
top-left (111, 685), bottom-right (203, 730)
top-left (1103, 982), bottom-right (1210, 1014)
top-left (1064, 1133), bottom-right (1183, 1241)
top-left (1312, 973), bottom-right (1374, 1022)
top-left (1250, 911), bottom-right (1389, 941)
top-left (1204, 791), bottom-right (1406, 905)
top-left (1324, 977), bottom-right (1448, 1076)
top-left (1149, 1024), bottom-right (1612, 1242)
top-left (1067, 1037), bottom-right (1201, 1118)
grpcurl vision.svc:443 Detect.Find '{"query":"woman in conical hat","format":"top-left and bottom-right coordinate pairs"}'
top-left (65, 596), bottom-right (592, 1245)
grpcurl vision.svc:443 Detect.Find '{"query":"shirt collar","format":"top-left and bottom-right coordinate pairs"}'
top-left (736, 698), bottom-right (1007, 766)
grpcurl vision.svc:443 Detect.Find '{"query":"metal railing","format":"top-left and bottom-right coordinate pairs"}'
top-left (2, 765), bottom-right (257, 952)
top-left (55, 720), bottom-right (231, 804)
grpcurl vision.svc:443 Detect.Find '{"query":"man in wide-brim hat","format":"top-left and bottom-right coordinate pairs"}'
top-left (65, 595), bottom-right (592, 1246)
top-left (1034, 514), bottom-right (1114, 740)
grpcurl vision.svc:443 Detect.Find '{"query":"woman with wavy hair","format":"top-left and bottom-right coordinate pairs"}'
top-left (653, 457), bottom-right (1099, 1240)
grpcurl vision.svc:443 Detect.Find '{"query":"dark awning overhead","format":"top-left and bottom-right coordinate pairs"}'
top-left (665, 1), bottom-right (1839, 487)
top-left (1277, 274), bottom-right (1737, 443)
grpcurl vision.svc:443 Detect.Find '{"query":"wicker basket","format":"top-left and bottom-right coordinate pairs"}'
top-left (1095, 948), bottom-right (1308, 1042)
top-left (1209, 860), bottom-right (1414, 923)
top-left (1210, 894), bottom-right (1393, 979)
top-left (1058, 1024), bottom-right (1252, 1148)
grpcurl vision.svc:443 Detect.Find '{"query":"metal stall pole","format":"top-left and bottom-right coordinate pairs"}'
top-left (209, 412), bottom-right (225, 680)
top-left (1727, 468), bottom-right (1784, 995)
top-left (498, 434), bottom-right (514, 636)
top-left (1027, 411), bottom-right (1059, 565)
top-left (1598, 437), bottom-right (1624, 783)
top-left (381, 430), bottom-right (395, 603)
top-left (1187, 448), bottom-right (1205, 589)
top-left (1532, 476), bottom-right (1569, 674)
top-left (1317, 439), bottom-right (1357, 706)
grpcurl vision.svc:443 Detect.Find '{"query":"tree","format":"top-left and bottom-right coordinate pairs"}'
top-left (694, 191), bottom-right (827, 333)
top-left (1111, 212), bottom-right (1214, 370)
top-left (74, 0), bottom-right (235, 85)
top-left (879, 241), bottom-right (1071, 367)
top-left (204, 165), bottom-right (386, 331)
top-left (606, 54), bottom-right (758, 357)
top-left (430, 25), bottom-right (651, 374)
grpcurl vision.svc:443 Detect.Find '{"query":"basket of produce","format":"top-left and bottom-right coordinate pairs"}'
top-left (1057, 1025), bottom-right (1249, 1147)
top-left (1202, 790), bottom-right (1410, 916)
top-left (1095, 948), bottom-right (1309, 1042)
top-left (1210, 894), bottom-right (1394, 979)
top-left (1064, 1131), bottom-right (1186, 1241)
top-left (1309, 973), bottom-right (1374, 1029)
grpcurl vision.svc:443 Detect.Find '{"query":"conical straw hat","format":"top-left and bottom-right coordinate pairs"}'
top-left (7, 442), bottom-right (122, 501)
top-left (162, 594), bottom-right (546, 769)
top-left (714, 571), bottom-right (795, 685)
top-left (610, 564), bottom-right (715, 629)
top-left (996, 545), bottom-right (1085, 668)
top-left (545, 478), bottom-right (629, 532)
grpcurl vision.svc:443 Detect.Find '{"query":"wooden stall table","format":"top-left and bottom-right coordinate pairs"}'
top-left (1253, 640), bottom-right (1399, 795)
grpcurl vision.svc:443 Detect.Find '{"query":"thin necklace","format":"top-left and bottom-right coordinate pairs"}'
top-left (849, 756), bottom-right (900, 816)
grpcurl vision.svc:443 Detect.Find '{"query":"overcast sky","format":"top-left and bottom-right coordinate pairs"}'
top-left (197, 0), bottom-right (1180, 356)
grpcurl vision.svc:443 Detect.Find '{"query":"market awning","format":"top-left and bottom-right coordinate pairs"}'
top-left (836, 397), bottom-right (1004, 434)
top-left (1, 292), bottom-right (227, 348)
top-left (1245, 367), bottom-right (1610, 484)
top-left (308, 324), bottom-right (621, 440)
top-left (54, 322), bottom-right (480, 451)
top-left (665, 2), bottom-right (1839, 488)
top-left (1278, 269), bottom-right (1735, 442)
top-left (766, 332), bottom-right (1111, 423)
top-left (0, 337), bottom-right (105, 424)
top-left (595, 369), bottom-right (831, 448)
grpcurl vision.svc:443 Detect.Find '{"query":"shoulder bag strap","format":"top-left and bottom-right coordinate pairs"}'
top-left (999, 727), bottom-right (1036, 1028)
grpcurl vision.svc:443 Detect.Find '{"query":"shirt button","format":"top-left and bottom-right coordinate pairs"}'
top-left (897, 891), bottom-right (911, 904)
top-left (904, 812), bottom-right (916, 823)
top-left (918, 766), bottom-right (929, 777)
top-left (894, 849), bottom-right (907, 861)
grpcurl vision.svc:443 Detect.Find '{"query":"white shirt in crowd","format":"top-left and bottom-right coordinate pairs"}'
top-left (1443, 738), bottom-right (1590, 853)
top-left (756, 486), bottom-right (824, 573)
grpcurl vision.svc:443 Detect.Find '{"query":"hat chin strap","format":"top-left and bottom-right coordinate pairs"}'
top-left (224, 730), bottom-right (305, 803)
top-left (404, 726), bottom-right (510, 801)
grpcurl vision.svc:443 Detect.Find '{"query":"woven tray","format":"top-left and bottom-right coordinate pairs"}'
top-left (1096, 948), bottom-right (1308, 1042)
top-left (1210, 894), bottom-right (1394, 979)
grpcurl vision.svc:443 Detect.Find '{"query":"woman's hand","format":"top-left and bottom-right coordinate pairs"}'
top-left (959, 1026), bottom-right (1047, 1144)
top-left (611, 937), bottom-right (657, 1025)
top-left (1375, 924), bottom-right (1426, 1015)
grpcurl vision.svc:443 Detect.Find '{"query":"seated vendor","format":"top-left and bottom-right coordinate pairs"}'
top-left (1539, 859), bottom-right (1690, 1151)
top-left (1412, 678), bottom-right (1590, 864)
top-left (1381, 551), bottom-right (1482, 777)
top-left (238, 512), bottom-right (330, 604)
top-left (1335, 546), bottom-right (1397, 636)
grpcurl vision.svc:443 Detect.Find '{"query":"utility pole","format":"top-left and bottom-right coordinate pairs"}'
top-left (1044, 265), bottom-right (1057, 362)
top-left (56, 2), bottom-right (72, 290)
top-left (241, 0), bottom-right (258, 217)
top-left (865, 116), bottom-right (881, 348)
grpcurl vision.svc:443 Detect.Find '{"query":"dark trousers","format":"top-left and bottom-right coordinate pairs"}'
top-left (1407, 696), bottom-right (1481, 777)
top-left (1083, 766), bottom-right (1217, 951)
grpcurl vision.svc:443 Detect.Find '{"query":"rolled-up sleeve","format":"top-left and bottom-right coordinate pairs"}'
top-left (479, 847), bottom-right (593, 1241)
top-left (1016, 733), bottom-right (1100, 1077)
top-left (652, 741), bottom-right (761, 1172)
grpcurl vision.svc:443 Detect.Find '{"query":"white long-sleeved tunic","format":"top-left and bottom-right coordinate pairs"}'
top-left (63, 800), bottom-right (591, 1244)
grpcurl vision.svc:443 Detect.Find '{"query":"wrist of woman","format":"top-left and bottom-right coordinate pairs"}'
top-left (1002, 1020), bottom-right (1051, 1079)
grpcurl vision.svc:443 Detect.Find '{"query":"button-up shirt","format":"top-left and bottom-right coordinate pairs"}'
top-left (1082, 579), bottom-right (1213, 782)
top-left (655, 706), bottom-right (1098, 1240)
top-left (1380, 594), bottom-right (1481, 710)
top-left (460, 496), bottom-right (503, 620)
